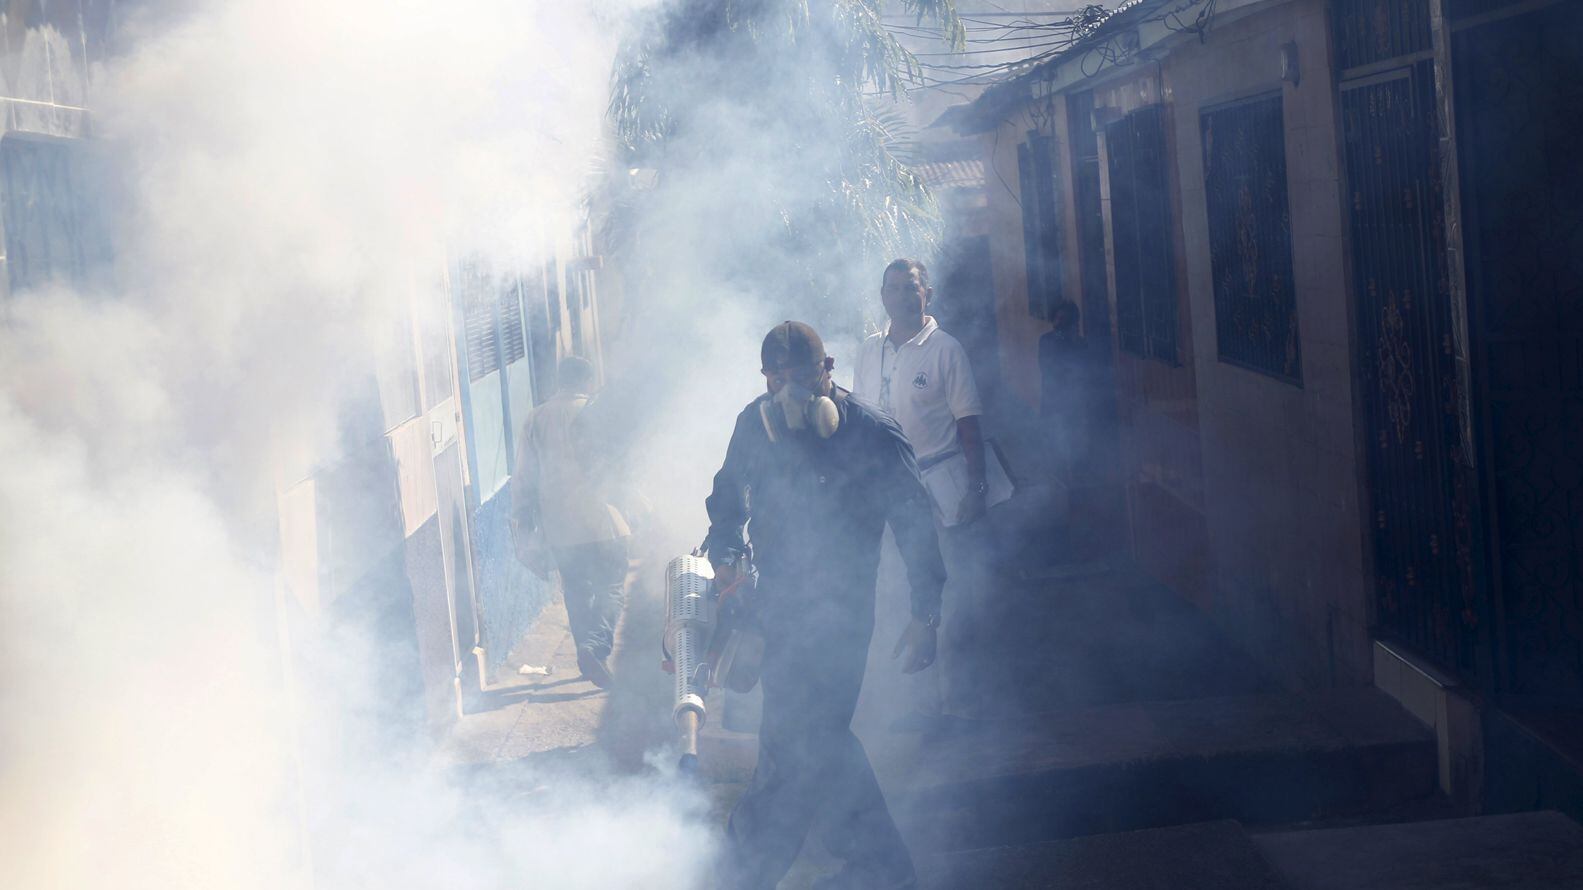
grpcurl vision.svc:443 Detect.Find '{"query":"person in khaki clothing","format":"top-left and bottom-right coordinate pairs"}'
top-left (511, 356), bottom-right (630, 688)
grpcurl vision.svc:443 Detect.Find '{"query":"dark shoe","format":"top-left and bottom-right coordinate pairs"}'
top-left (577, 649), bottom-right (613, 689)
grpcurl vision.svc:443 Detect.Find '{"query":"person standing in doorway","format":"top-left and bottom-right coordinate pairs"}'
top-left (853, 257), bottom-right (998, 728)
top-left (1038, 299), bottom-right (1089, 483)
top-left (511, 355), bottom-right (630, 688)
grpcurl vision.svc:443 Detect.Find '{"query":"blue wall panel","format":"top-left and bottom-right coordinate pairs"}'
top-left (471, 489), bottom-right (553, 675)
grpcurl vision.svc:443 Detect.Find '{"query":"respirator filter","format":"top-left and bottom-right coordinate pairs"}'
top-left (761, 383), bottom-right (839, 442)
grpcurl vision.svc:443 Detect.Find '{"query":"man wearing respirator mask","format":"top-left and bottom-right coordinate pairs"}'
top-left (705, 321), bottom-right (947, 890)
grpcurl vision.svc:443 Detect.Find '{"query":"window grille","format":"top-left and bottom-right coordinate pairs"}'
top-left (1017, 141), bottom-right (1048, 320)
top-left (0, 134), bottom-right (113, 294)
top-left (1341, 61), bottom-right (1473, 678)
top-left (1069, 91), bottom-right (1111, 339)
top-left (458, 258), bottom-right (500, 382)
top-left (499, 278), bottom-right (527, 366)
top-left (1332, 0), bottom-right (1431, 72)
top-left (1202, 94), bottom-right (1302, 384)
top-left (1106, 105), bottom-right (1178, 363)
top-left (1028, 132), bottom-right (1064, 319)
top-left (457, 258), bottom-right (529, 382)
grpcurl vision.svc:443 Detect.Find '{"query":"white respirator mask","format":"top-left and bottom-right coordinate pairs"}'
top-left (760, 381), bottom-right (840, 443)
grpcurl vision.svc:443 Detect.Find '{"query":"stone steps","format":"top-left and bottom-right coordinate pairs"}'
top-left (917, 820), bottom-right (1290, 890)
top-left (1254, 810), bottom-right (1583, 890)
top-left (917, 812), bottom-right (1583, 890)
top-left (886, 688), bottom-right (1437, 851)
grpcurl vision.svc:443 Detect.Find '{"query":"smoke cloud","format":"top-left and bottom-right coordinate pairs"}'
top-left (0, 1), bottom-right (723, 888)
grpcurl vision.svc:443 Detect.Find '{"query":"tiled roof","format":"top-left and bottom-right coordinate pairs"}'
top-left (914, 157), bottom-right (985, 191)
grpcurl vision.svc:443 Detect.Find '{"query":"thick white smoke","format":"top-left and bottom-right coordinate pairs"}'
top-left (0, 1), bottom-right (718, 888)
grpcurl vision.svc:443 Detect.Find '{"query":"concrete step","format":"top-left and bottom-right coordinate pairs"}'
top-left (885, 688), bottom-right (1436, 851)
top-left (916, 820), bottom-right (1291, 890)
top-left (1254, 811), bottom-right (1583, 890)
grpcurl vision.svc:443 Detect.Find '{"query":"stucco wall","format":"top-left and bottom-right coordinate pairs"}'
top-left (1162, 0), bottom-right (1372, 688)
top-left (975, 0), bottom-right (1375, 689)
top-left (981, 106), bottom-right (1052, 414)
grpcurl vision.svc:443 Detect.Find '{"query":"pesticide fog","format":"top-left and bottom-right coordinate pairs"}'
top-left (0, 1), bottom-right (731, 887)
top-left (0, 0), bottom-right (962, 880)
top-left (0, 0), bottom-right (959, 886)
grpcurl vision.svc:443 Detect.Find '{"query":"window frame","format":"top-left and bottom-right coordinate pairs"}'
top-left (1200, 91), bottom-right (1303, 386)
top-left (1105, 104), bottom-right (1180, 365)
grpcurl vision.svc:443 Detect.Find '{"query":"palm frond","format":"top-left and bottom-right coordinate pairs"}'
top-left (605, 0), bottom-right (960, 318)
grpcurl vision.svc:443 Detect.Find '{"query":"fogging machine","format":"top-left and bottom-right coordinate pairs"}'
top-left (661, 549), bottom-right (763, 773)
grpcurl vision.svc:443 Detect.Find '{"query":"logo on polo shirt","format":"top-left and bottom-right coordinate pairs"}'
top-left (912, 371), bottom-right (929, 389)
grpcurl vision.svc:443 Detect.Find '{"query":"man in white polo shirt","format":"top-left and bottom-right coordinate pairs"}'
top-left (853, 257), bottom-right (1001, 727)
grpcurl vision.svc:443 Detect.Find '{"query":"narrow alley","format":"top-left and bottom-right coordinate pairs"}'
top-left (7, 1), bottom-right (1583, 888)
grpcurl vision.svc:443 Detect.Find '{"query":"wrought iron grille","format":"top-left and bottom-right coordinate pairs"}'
top-left (1343, 62), bottom-right (1477, 678)
top-left (1456, 2), bottom-right (1583, 699)
top-left (1332, 0), bottom-right (1431, 72)
top-left (1106, 105), bottom-right (1178, 363)
top-left (1017, 141), bottom-right (1046, 322)
top-left (1032, 132), bottom-right (1064, 320)
top-left (1017, 133), bottom-right (1064, 320)
top-left (1202, 94), bottom-right (1301, 384)
top-left (1448, 0), bottom-right (1531, 21)
top-left (1069, 91), bottom-right (1111, 340)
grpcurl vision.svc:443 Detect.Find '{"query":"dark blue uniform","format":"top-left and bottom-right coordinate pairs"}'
top-left (705, 389), bottom-right (946, 888)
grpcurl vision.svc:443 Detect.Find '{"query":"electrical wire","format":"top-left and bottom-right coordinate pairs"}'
top-left (881, 0), bottom-right (1219, 95)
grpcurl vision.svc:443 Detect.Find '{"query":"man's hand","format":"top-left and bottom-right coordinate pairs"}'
top-left (956, 487), bottom-right (988, 524)
top-left (892, 617), bottom-right (938, 674)
top-left (713, 559), bottom-right (740, 591)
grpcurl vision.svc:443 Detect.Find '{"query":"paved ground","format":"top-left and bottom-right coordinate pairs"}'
top-left (442, 540), bottom-right (692, 766)
top-left (441, 593), bottom-right (614, 765)
top-left (435, 550), bottom-right (1583, 889)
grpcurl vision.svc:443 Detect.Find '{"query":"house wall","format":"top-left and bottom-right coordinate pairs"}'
top-left (0, 2), bottom-right (115, 298)
top-left (979, 0), bottom-right (1375, 688)
top-left (984, 64), bottom-right (1212, 600)
top-left (1162, 0), bottom-right (1372, 687)
top-left (981, 106), bottom-right (1052, 415)
top-left (1091, 67), bottom-right (1211, 605)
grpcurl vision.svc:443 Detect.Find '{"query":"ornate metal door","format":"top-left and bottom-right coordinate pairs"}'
top-left (1342, 60), bottom-right (1480, 679)
top-left (1456, 1), bottom-right (1583, 701)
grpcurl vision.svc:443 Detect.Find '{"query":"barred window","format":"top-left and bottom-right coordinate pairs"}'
top-left (1017, 143), bottom-right (1045, 319)
top-left (1331, 0), bottom-right (1431, 72)
top-left (1068, 90), bottom-right (1111, 340)
top-left (1201, 94), bottom-right (1302, 384)
top-left (1017, 132), bottom-right (1063, 320)
top-left (1106, 105), bottom-right (1178, 363)
top-left (457, 258), bottom-right (530, 382)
